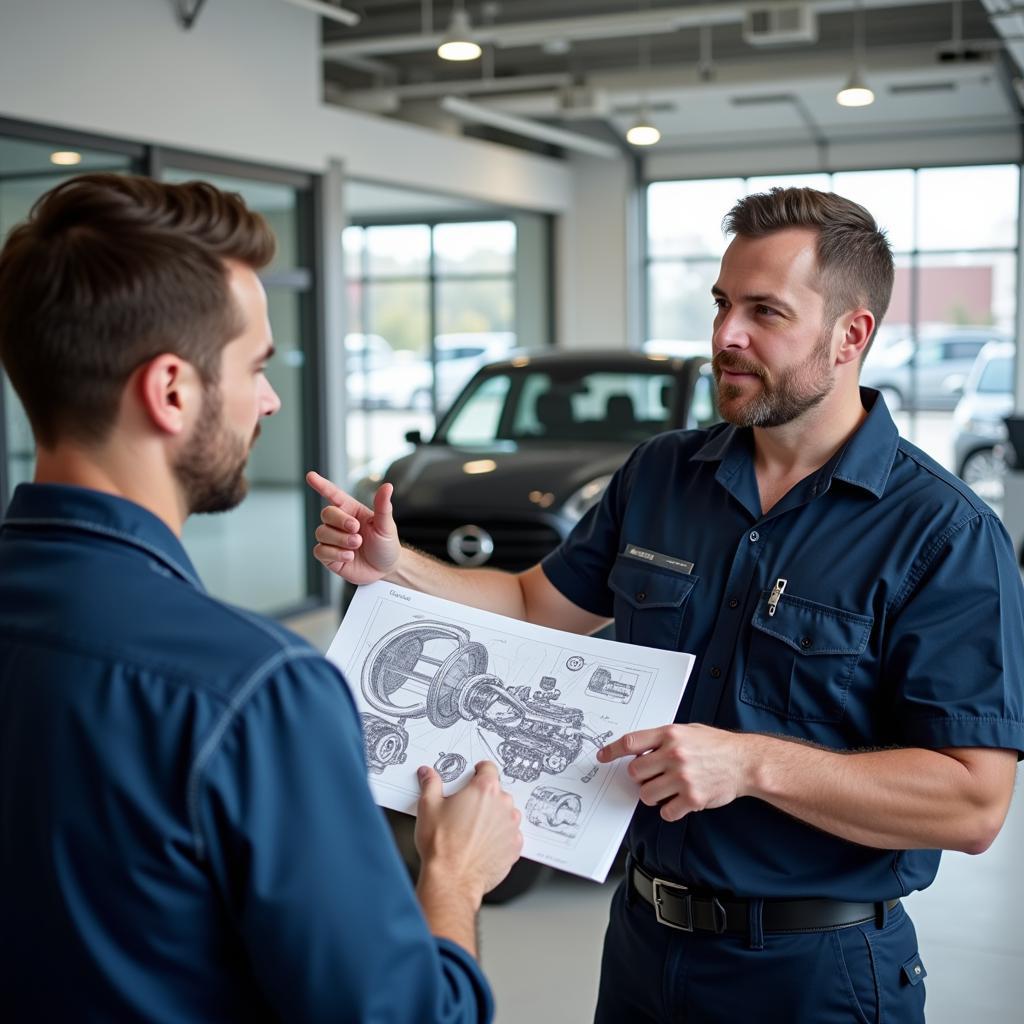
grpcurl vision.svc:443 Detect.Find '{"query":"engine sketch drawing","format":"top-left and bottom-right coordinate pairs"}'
top-left (527, 786), bottom-right (583, 837)
top-left (361, 621), bottom-right (613, 783)
top-left (361, 713), bottom-right (409, 775)
top-left (586, 666), bottom-right (635, 704)
top-left (565, 656), bottom-right (585, 671)
top-left (434, 751), bottom-right (467, 782)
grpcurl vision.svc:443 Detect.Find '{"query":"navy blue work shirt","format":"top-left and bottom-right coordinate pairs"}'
top-left (543, 390), bottom-right (1024, 902)
top-left (0, 484), bottom-right (491, 1024)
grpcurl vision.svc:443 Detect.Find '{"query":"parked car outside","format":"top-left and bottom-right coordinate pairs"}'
top-left (348, 349), bottom-right (719, 902)
top-left (346, 331), bottom-right (516, 412)
top-left (860, 325), bottom-right (1010, 411)
top-left (952, 341), bottom-right (1015, 505)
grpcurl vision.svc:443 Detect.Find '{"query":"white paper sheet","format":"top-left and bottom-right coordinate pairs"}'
top-left (326, 581), bottom-right (694, 882)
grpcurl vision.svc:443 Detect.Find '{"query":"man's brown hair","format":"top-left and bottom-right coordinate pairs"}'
top-left (0, 173), bottom-right (275, 447)
top-left (722, 187), bottom-right (894, 356)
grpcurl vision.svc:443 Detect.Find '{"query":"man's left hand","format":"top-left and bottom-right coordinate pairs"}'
top-left (597, 724), bottom-right (751, 822)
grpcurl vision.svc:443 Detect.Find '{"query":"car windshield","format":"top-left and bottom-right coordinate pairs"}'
top-left (437, 367), bottom-right (680, 445)
top-left (977, 356), bottom-right (1012, 394)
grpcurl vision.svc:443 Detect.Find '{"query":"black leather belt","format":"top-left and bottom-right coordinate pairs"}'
top-left (631, 863), bottom-right (900, 935)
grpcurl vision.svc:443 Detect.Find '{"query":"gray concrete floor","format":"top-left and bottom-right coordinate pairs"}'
top-left (479, 772), bottom-right (1024, 1023)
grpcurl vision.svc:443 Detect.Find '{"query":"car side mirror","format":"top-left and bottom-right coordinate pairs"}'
top-left (404, 429), bottom-right (423, 444)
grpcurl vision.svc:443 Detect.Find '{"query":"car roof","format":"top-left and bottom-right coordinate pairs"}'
top-left (479, 349), bottom-right (694, 374)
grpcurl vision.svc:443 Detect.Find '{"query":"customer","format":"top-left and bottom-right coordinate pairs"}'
top-left (0, 173), bottom-right (521, 1023)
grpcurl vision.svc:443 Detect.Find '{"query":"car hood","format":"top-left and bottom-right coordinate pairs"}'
top-left (385, 442), bottom-right (634, 515)
top-left (954, 391), bottom-right (1015, 422)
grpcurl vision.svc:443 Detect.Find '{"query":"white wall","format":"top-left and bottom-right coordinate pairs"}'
top-left (557, 155), bottom-right (635, 350)
top-left (0, 0), bottom-right (572, 213)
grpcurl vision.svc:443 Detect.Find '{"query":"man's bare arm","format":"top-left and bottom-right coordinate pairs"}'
top-left (600, 724), bottom-right (1018, 853)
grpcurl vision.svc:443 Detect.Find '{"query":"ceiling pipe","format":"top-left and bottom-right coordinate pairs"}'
top-left (282, 0), bottom-right (360, 28)
top-left (323, 0), bottom-right (946, 60)
top-left (439, 96), bottom-right (622, 158)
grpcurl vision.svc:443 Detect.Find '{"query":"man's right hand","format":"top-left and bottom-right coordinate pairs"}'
top-left (414, 761), bottom-right (523, 903)
top-left (306, 471), bottom-right (401, 585)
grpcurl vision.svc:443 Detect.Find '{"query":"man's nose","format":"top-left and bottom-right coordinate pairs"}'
top-left (713, 309), bottom-right (750, 351)
top-left (261, 378), bottom-right (282, 417)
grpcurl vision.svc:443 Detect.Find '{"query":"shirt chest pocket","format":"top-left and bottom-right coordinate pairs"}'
top-left (607, 555), bottom-right (698, 650)
top-left (740, 592), bottom-right (873, 723)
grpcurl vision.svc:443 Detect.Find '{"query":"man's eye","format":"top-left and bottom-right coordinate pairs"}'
top-left (756, 305), bottom-right (778, 317)
top-left (712, 298), bottom-right (727, 310)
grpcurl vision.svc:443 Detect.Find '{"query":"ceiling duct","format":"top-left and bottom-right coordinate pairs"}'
top-left (742, 4), bottom-right (818, 46)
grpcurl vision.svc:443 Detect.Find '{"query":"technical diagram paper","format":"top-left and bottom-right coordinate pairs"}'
top-left (326, 581), bottom-right (694, 882)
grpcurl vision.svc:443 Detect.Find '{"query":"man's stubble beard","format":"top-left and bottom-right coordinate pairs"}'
top-left (713, 323), bottom-right (836, 429)
top-left (174, 384), bottom-right (257, 515)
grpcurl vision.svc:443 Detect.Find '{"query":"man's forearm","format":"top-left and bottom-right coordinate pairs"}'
top-left (416, 867), bottom-right (481, 958)
top-left (742, 735), bottom-right (1015, 854)
top-left (386, 545), bottom-right (529, 619)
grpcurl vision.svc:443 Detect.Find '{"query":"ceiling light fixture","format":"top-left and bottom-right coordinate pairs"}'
top-left (836, 0), bottom-right (874, 107)
top-left (626, 119), bottom-right (661, 146)
top-left (49, 151), bottom-right (82, 166)
top-left (438, 1), bottom-right (482, 62)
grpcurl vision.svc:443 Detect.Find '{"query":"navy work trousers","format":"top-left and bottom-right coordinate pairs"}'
top-left (594, 878), bottom-right (927, 1023)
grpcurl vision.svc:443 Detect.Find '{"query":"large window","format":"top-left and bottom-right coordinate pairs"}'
top-left (645, 166), bottom-right (1020, 494)
top-left (343, 211), bottom-right (550, 476)
top-left (0, 123), bottom-right (325, 618)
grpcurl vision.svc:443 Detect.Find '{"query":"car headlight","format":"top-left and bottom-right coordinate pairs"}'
top-left (563, 474), bottom-right (613, 524)
top-left (965, 419), bottom-right (1007, 440)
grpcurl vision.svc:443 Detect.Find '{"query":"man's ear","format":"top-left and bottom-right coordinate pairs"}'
top-left (135, 354), bottom-right (202, 436)
top-left (836, 309), bottom-right (875, 367)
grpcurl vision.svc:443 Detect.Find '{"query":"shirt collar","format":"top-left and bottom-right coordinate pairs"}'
top-left (688, 387), bottom-right (899, 500)
top-left (1, 483), bottom-right (204, 590)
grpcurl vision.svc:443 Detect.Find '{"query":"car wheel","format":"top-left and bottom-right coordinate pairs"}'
top-left (877, 386), bottom-right (903, 413)
top-left (959, 447), bottom-right (1006, 505)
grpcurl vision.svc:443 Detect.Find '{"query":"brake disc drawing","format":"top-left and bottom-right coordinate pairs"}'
top-left (361, 620), bottom-right (613, 783)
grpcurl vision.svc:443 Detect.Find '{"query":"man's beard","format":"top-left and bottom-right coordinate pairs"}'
top-left (174, 386), bottom-right (257, 515)
top-left (712, 327), bottom-right (835, 429)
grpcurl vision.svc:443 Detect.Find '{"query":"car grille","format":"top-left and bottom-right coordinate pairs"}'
top-left (397, 517), bottom-right (564, 572)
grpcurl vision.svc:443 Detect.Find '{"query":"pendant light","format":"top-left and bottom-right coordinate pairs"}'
top-left (438, 1), bottom-right (482, 62)
top-left (837, 0), bottom-right (874, 107)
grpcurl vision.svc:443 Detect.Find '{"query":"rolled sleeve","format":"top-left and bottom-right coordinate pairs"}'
top-left (195, 655), bottom-right (493, 1024)
top-left (541, 452), bottom-right (638, 615)
top-left (888, 512), bottom-right (1024, 756)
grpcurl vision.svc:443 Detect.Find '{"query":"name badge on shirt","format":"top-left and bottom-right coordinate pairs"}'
top-left (623, 544), bottom-right (695, 575)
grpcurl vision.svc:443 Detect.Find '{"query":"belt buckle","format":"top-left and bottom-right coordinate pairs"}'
top-left (652, 876), bottom-right (693, 932)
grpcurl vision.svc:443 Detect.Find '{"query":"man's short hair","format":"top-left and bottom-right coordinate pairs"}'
top-left (723, 187), bottom-right (894, 355)
top-left (0, 173), bottom-right (275, 447)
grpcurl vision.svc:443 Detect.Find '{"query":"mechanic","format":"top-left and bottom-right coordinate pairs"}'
top-left (0, 173), bottom-right (522, 1023)
top-left (309, 187), bottom-right (1024, 1023)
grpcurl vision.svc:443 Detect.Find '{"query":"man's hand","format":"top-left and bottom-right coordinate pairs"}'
top-left (306, 471), bottom-right (401, 584)
top-left (415, 761), bottom-right (523, 902)
top-left (597, 723), bottom-right (752, 823)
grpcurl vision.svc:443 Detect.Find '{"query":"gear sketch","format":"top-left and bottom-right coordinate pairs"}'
top-left (361, 713), bottom-right (409, 775)
top-left (527, 786), bottom-right (583, 837)
top-left (360, 621), bottom-right (613, 783)
top-left (434, 751), bottom-right (467, 782)
top-left (585, 666), bottom-right (635, 704)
